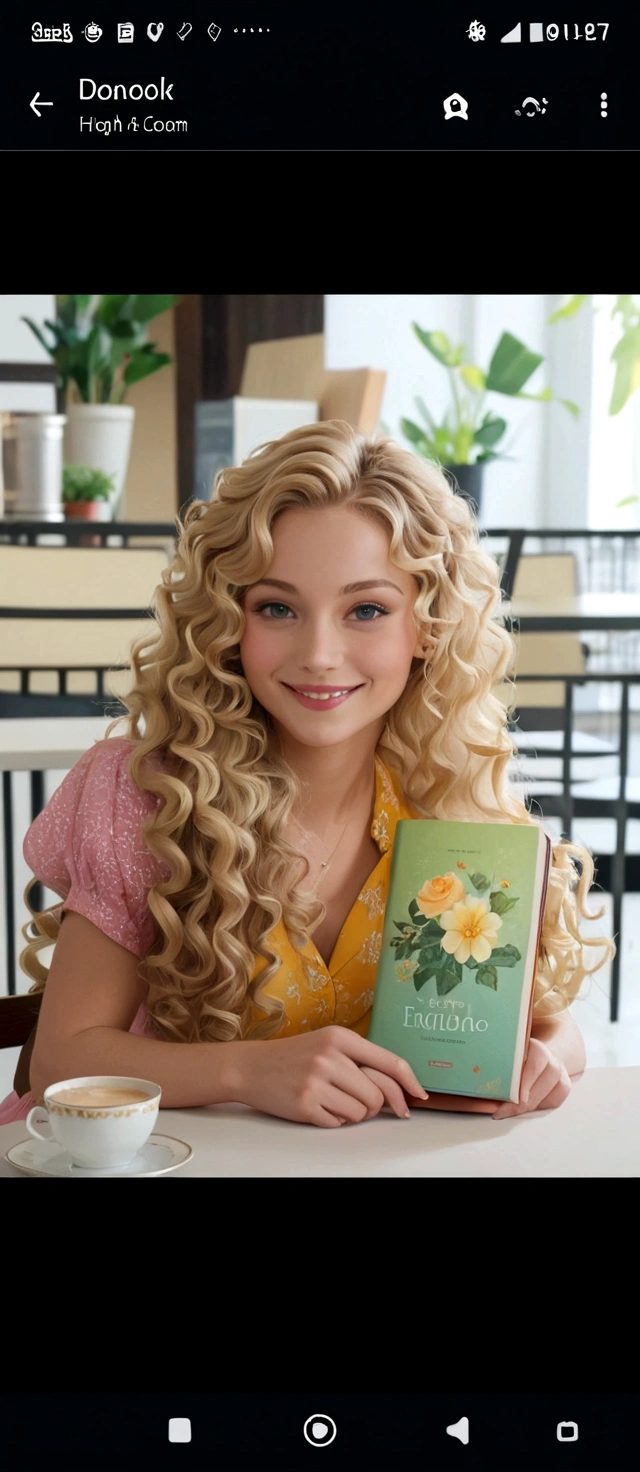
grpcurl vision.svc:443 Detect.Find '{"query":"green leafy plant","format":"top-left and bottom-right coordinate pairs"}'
top-left (548, 294), bottom-right (640, 416)
top-left (22, 294), bottom-right (179, 405)
top-left (398, 322), bottom-right (579, 467)
top-left (62, 465), bottom-right (116, 503)
top-left (549, 295), bottom-right (640, 509)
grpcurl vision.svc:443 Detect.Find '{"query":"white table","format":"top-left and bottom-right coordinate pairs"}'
top-left (2, 1067), bottom-right (638, 1176)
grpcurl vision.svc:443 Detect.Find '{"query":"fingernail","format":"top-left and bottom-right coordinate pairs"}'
top-left (417, 1088), bottom-right (429, 1099)
top-left (403, 1109), bottom-right (411, 1118)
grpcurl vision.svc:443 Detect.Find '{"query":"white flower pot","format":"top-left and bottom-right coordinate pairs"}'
top-left (64, 404), bottom-right (135, 520)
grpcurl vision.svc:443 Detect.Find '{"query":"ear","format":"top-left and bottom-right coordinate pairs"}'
top-left (414, 633), bottom-right (436, 663)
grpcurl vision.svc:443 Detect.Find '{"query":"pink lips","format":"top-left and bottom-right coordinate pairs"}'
top-left (283, 684), bottom-right (363, 710)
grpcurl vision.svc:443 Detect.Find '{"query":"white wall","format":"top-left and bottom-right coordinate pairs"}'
top-left (324, 294), bottom-right (594, 529)
top-left (0, 294), bottom-right (57, 412)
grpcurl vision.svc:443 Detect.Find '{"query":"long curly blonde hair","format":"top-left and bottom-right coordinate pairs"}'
top-left (21, 418), bottom-right (614, 1040)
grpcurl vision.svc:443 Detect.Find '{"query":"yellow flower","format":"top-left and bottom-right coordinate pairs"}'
top-left (416, 870), bottom-right (466, 919)
top-left (500, 879), bottom-right (510, 888)
top-left (457, 861), bottom-right (466, 869)
top-left (439, 898), bottom-right (503, 965)
top-left (395, 958), bottom-right (418, 983)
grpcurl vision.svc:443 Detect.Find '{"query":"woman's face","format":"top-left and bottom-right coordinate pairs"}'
top-left (239, 505), bottom-right (428, 754)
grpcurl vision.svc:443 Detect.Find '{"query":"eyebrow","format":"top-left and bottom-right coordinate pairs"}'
top-left (248, 578), bottom-right (405, 597)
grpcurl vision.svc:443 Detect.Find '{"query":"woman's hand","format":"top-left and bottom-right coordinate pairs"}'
top-left (234, 1025), bottom-right (429, 1128)
top-left (491, 1037), bottom-right (572, 1120)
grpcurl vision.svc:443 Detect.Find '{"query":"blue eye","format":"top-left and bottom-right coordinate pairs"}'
top-left (353, 603), bottom-right (389, 620)
top-left (255, 602), bottom-right (290, 619)
top-left (254, 601), bottom-right (389, 621)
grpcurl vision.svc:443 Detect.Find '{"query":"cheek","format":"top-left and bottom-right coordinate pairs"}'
top-left (239, 623), bottom-right (278, 677)
top-left (371, 625), bottom-right (417, 673)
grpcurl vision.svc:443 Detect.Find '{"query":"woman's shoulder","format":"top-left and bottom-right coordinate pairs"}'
top-left (23, 737), bottom-right (168, 871)
top-left (23, 735), bottom-right (173, 934)
top-left (72, 735), bottom-right (170, 800)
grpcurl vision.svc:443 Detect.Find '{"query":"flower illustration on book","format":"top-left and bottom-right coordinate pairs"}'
top-left (395, 957), bottom-right (419, 983)
top-left (389, 859), bottom-right (522, 996)
top-left (439, 897), bottom-right (502, 965)
top-left (416, 870), bottom-right (466, 918)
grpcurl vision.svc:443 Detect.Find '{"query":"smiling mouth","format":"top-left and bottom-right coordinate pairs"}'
top-left (283, 684), bottom-right (364, 696)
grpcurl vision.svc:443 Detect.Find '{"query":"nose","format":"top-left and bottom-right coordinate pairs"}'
top-left (293, 613), bottom-right (354, 674)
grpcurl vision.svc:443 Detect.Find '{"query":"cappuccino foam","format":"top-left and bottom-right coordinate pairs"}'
top-left (49, 1086), bottom-right (150, 1108)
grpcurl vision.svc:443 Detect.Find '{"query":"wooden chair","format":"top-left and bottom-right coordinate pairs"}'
top-left (505, 631), bottom-right (588, 732)
top-left (511, 551), bottom-right (578, 599)
top-left (0, 541), bottom-right (169, 712)
top-left (508, 671), bottom-right (640, 1023)
top-left (0, 992), bottom-right (43, 1097)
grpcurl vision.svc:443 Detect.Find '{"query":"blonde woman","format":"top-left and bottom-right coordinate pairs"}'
top-left (0, 420), bottom-right (613, 1128)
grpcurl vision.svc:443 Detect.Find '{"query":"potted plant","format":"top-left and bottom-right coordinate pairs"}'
top-left (21, 294), bottom-right (179, 520)
top-left (397, 323), bottom-right (579, 515)
top-left (62, 465), bottom-right (117, 545)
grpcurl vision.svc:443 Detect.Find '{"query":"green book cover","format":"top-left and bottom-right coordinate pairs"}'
top-left (368, 820), bottom-right (552, 1103)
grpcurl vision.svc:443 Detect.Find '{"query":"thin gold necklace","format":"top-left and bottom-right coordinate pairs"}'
top-left (289, 777), bottom-right (371, 885)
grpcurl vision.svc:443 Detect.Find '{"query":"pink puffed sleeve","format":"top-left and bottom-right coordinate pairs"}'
top-left (22, 736), bottom-right (171, 958)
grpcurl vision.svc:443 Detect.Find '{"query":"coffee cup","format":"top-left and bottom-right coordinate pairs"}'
top-left (25, 1076), bottom-right (161, 1169)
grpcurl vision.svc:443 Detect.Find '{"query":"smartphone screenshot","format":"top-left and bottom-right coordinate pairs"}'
top-left (0, 6), bottom-right (636, 150)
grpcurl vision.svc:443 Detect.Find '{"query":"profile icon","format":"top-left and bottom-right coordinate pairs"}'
top-left (443, 92), bottom-right (468, 120)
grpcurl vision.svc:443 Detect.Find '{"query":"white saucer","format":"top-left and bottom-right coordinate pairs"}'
top-left (5, 1132), bottom-right (193, 1178)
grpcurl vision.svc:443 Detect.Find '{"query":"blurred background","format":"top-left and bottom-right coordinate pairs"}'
top-left (2, 293), bottom-right (640, 1099)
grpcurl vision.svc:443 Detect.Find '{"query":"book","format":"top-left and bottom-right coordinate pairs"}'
top-left (368, 819), bottom-right (552, 1109)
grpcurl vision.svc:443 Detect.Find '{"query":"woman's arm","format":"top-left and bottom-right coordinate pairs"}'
top-left (29, 910), bottom-right (246, 1108)
top-left (29, 912), bottom-right (430, 1127)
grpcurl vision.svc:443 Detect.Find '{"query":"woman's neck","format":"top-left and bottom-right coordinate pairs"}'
top-left (275, 730), bottom-right (379, 836)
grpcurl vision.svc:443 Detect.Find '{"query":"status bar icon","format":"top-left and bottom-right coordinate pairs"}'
top-left (501, 23), bottom-right (546, 42)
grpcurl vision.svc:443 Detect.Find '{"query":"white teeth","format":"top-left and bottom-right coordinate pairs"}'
top-left (294, 689), bottom-right (351, 699)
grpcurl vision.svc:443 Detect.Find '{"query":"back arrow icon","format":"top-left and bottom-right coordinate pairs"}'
top-left (30, 92), bottom-right (53, 117)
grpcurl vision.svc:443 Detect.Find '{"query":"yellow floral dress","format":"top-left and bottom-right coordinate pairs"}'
top-left (0, 742), bottom-right (420, 1123)
top-left (246, 751), bottom-right (421, 1040)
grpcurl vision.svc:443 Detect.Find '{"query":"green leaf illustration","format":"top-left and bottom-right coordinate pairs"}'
top-left (465, 944), bottom-right (521, 970)
top-left (417, 941), bottom-right (448, 971)
top-left (423, 919), bottom-right (446, 936)
top-left (486, 944), bottom-right (521, 967)
top-left (414, 967), bottom-right (438, 993)
top-left (435, 962), bottom-right (463, 996)
top-left (489, 889), bottom-right (520, 915)
top-left (470, 871), bottom-right (492, 892)
top-left (393, 941), bottom-right (414, 961)
top-left (476, 965), bottom-right (498, 990)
